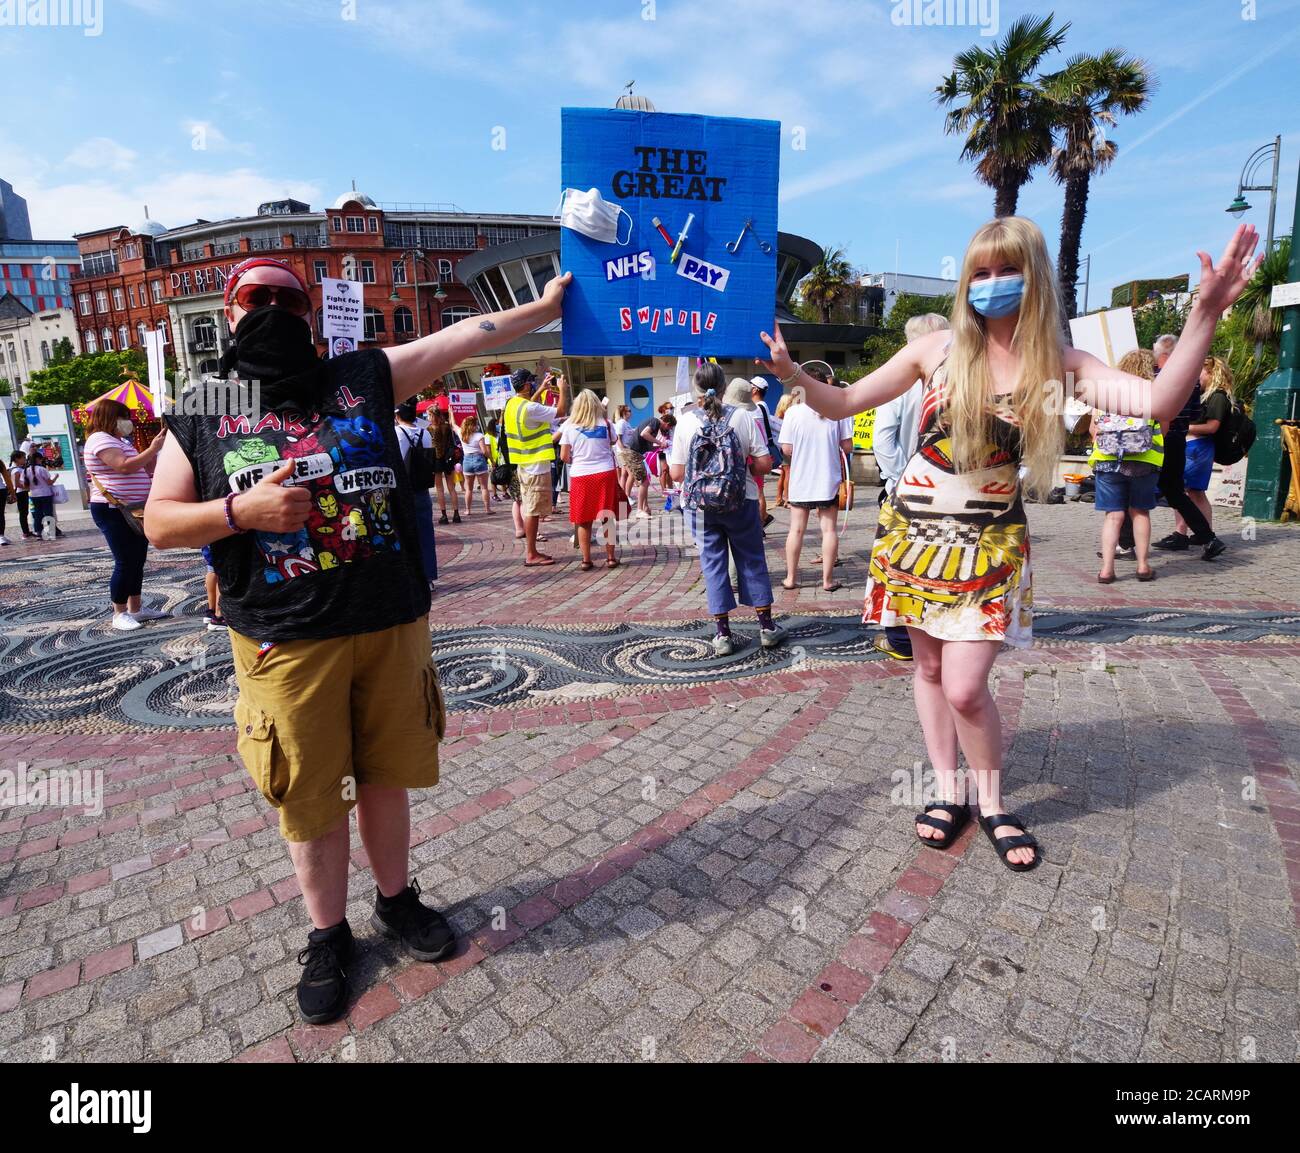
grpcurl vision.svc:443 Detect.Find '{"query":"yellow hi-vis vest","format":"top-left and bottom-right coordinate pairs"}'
top-left (504, 394), bottom-right (556, 466)
top-left (1089, 414), bottom-right (1165, 470)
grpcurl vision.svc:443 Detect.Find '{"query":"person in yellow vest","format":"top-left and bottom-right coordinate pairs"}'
top-left (504, 367), bottom-right (569, 565)
top-left (1092, 348), bottom-right (1165, 584)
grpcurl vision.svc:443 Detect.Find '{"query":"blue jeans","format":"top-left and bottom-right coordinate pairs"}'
top-left (696, 499), bottom-right (772, 616)
top-left (31, 495), bottom-right (55, 539)
top-left (410, 485), bottom-right (438, 582)
top-left (90, 501), bottom-right (149, 603)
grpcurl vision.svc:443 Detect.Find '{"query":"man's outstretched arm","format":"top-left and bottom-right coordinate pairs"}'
top-left (385, 273), bottom-right (571, 403)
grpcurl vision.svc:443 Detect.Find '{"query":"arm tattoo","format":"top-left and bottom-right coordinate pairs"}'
top-left (478, 319), bottom-right (496, 332)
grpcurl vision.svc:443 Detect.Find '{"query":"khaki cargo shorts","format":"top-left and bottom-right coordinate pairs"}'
top-left (229, 618), bottom-right (446, 842)
top-left (518, 469), bottom-right (553, 519)
top-left (619, 448), bottom-right (647, 484)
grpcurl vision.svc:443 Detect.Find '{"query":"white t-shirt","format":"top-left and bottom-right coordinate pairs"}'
top-left (779, 404), bottom-right (853, 503)
top-left (754, 399), bottom-right (782, 448)
top-left (613, 418), bottom-right (637, 450)
top-left (395, 423), bottom-right (432, 462)
top-left (559, 420), bottom-right (617, 478)
top-left (670, 404), bottom-right (764, 503)
top-left (461, 431), bottom-right (487, 458)
top-left (19, 463), bottom-right (56, 497)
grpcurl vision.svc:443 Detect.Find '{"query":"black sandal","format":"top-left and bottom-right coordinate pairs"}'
top-left (914, 802), bottom-right (970, 850)
top-left (978, 812), bottom-right (1040, 871)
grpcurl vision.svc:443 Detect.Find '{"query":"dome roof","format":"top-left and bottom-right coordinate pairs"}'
top-left (134, 218), bottom-right (168, 237)
top-left (332, 190), bottom-right (377, 209)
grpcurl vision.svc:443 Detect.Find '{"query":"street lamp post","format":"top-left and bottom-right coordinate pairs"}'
top-left (1080, 254), bottom-right (1091, 314)
top-left (1226, 135), bottom-right (1282, 255)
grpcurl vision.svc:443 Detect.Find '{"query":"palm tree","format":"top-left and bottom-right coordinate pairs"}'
top-left (1045, 50), bottom-right (1154, 317)
top-left (1234, 236), bottom-right (1291, 342)
top-left (937, 14), bottom-right (1069, 218)
top-left (800, 246), bottom-right (855, 324)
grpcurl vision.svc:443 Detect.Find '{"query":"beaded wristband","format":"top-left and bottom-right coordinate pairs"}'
top-left (224, 492), bottom-right (241, 532)
top-left (778, 368), bottom-right (801, 386)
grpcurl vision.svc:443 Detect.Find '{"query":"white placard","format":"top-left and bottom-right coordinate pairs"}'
top-left (482, 374), bottom-right (513, 411)
top-left (321, 277), bottom-right (364, 358)
top-left (144, 329), bottom-right (167, 403)
top-left (1069, 306), bottom-right (1139, 367)
top-left (1270, 281), bottom-right (1300, 309)
top-left (1207, 458), bottom-right (1246, 509)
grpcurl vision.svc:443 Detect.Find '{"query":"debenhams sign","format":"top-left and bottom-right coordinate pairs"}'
top-left (168, 263), bottom-right (241, 296)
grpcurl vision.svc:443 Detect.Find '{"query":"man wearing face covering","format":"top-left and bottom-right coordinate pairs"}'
top-left (148, 256), bottom-right (572, 1024)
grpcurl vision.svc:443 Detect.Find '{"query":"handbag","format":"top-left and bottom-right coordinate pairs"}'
top-left (837, 450), bottom-right (855, 512)
top-left (91, 474), bottom-right (147, 536)
top-left (51, 483), bottom-right (69, 505)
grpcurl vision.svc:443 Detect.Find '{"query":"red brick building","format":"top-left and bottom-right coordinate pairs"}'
top-left (70, 191), bottom-right (558, 388)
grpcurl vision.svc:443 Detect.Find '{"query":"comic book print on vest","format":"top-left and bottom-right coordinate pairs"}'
top-left (217, 387), bottom-right (401, 585)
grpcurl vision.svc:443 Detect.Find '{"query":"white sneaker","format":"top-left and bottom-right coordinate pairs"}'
top-left (111, 613), bottom-right (142, 632)
top-left (635, 510), bottom-right (651, 520)
top-left (132, 608), bottom-right (171, 622)
top-left (0, 535), bottom-right (9, 545)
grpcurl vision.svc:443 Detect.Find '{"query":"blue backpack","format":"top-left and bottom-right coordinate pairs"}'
top-left (683, 404), bottom-right (747, 514)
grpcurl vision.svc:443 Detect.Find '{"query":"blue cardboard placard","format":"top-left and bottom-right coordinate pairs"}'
top-left (560, 107), bottom-right (779, 359)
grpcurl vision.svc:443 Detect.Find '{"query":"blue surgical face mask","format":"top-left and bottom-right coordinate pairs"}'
top-left (968, 274), bottom-right (1024, 319)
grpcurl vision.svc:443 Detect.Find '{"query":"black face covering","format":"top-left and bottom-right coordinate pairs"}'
top-left (218, 305), bottom-right (325, 412)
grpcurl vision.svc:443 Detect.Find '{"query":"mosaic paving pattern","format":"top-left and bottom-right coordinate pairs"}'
top-left (2, 544), bottom-right (1299, 730)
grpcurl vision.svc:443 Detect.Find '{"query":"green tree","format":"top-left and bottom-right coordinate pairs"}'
top-left (1131, 295), bottom-right (1190, 352)
top-left (937, 13), bottom-right (1069, 217)
top-left (22, 349), bottom-right (148, 409)
top-left (853, 292), bottom-right (955, 377)
top-left (1213, 306), bottom-right (1277, 407)
top-left (1233, 235), bottom-right (1291, 343)
top-left (798, 246), bottom-right (855, 324)
top-left (49, 337), bottom-right (75, 366)
top-left (1043, 49), bottom-right (1154, 318)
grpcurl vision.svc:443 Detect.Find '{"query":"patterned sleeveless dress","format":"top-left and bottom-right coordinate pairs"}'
top-left (864, 359), bottom-right (1033, 648)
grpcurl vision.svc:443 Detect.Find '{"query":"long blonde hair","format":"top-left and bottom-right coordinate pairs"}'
top-left (945, 216), bottom-right (1064, 498)
top-left (775, 393), bottom-right (800, 419)
top-left (569, 388), bottom-right (604, 429)
top-left (1201, 355), bottom-right (1233, 399)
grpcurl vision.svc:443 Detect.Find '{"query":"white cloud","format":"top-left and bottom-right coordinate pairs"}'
top-left (20, 166), bottom-right (323, 238)
top-left (63, 137), bottom-right (138, 173)
top-left (181, 120), bottom-right (253, 156)
top-left (781, 135), bottom-right (948, 203)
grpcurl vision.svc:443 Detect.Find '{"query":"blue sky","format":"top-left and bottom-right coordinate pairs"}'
top-left (2, 0), bottom-right (1297, 303)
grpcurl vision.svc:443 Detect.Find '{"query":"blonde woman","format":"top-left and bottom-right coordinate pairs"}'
top-left (1180, 356), bottom-right (1233, 555)
top-left (760, 217), bottom-right (1259, 871)
top-left (774, 392), bottom-right (801, 507)
top-left (558, 389), bottom-right (622, 570)
top-left (459, 414), bottom-right (492, 516)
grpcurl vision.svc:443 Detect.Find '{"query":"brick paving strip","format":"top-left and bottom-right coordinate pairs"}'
top-left (744, 675), bottom-right (1027, 1061)
top-left (1189, 657), bottom-right (1300, 930)
top-left (0, 716), bottom-right (677, 1010)
top-left (224, 683), bottom-right (854, 1062)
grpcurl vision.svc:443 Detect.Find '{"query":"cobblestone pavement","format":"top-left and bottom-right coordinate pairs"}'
top-left (1, 491), bottom-right (1297, 1063)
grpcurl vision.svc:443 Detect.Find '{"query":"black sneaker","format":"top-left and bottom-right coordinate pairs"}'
top-left (1201, 537), bottom-right (1227, 561)
top-left (296, 920), bottom-right (353, 1025)
top-left (370, 879), bottom-right (456, 962)
top-left (438, 512), bottom-right (449, 525)
top-left (452, 511), bottom-right (462, 524)
top-left (1153, 532), bottom-right (1190, 551)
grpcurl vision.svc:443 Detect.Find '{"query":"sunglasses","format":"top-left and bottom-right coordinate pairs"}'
top-left (233, 282), bottom-right (311, 317)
